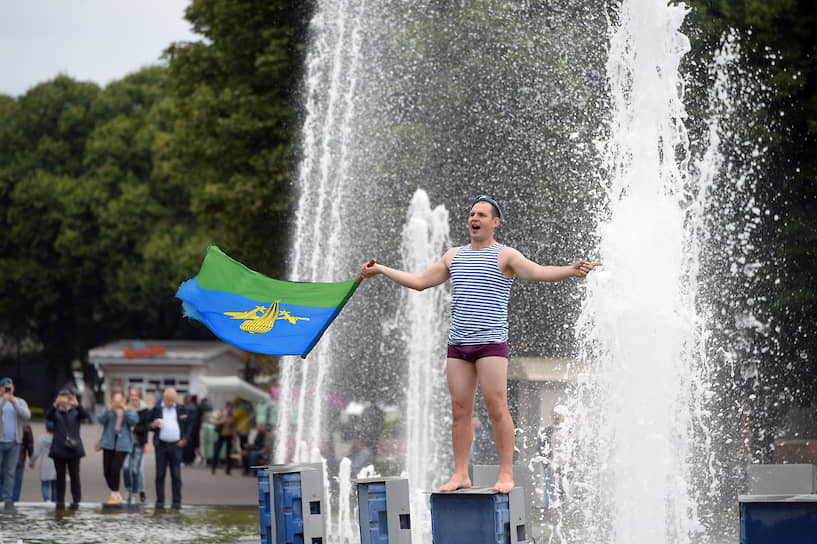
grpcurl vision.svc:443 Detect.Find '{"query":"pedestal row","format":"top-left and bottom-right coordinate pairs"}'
top-left (255, 463), bottom-right (529, 544)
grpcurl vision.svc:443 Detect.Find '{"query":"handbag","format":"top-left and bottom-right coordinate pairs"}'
top-left (65, 435), bottom-right (81, 451)
top-left (57, 411), bottom-right (82, 452)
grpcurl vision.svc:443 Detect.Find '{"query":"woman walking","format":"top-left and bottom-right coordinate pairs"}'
top-left (46, 389), bottom-right (89, 508)
top-left (97, 389), bottom-right (137, 504)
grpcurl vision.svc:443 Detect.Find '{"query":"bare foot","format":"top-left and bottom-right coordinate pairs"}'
top-left (493, 475), bottom-right (514, 494)
top-left (439, 474), bottom-right (472, 492)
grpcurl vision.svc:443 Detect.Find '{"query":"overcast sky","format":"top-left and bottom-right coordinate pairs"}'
top-left (0, 0), bottom-right (199, 97)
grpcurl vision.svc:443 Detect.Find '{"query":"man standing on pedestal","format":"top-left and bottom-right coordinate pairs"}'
top-left (360, 195), bottom-right (600, 493)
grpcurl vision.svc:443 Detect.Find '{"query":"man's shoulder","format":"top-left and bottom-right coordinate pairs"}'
top-left (497, 244), bottom-right (520, 256)
top-left (496, 245), bottom-right (524, 269)
top-left (443, 246), bottom-right (462, 265)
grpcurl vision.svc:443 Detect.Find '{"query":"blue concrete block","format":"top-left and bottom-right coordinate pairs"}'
top-left (359, 482), bottom-right (389, 544)
top-left (274, 472), bottom-right (305, 544)
top-left (430, 491), bottom-right (510, 544)
top-left (257, 470), bottom-right (273, 544)
top-left (740, 499), bottom-right (817, 544)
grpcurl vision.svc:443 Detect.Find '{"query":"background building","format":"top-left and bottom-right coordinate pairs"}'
top-left (88, 339), bottom-right (245, 407)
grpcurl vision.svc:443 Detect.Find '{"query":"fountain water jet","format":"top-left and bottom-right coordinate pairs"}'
top-left (275, 0), bottom-right (367, 466)
top-left (279, 1), bottom-right (769, 542)
top-left (573, 0), bottom-right (702, 541)
top-left (567, 1), bottom-right (771, 543)
top-left (393, 189), bottom-right (452, 541)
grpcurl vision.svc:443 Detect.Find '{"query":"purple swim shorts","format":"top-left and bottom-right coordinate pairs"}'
top-left (447, 342), bottom-right (509, 363)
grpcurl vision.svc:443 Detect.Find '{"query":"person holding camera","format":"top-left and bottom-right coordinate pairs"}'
top-left (97, 388), bottom-right (137, 505)
top-left (46, 389), bottom-right (89, 508)
top-left (0, 377), bottom-right (31, 509)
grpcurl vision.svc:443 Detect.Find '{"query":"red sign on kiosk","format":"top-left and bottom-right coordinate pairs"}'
top-left (123, 344), bottom-right (166, 359)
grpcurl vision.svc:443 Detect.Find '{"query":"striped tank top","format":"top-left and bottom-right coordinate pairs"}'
top-left (448, 243), bottom-right (514, 345)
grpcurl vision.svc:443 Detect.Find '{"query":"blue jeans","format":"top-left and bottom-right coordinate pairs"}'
top-left (0, 442), bottom-right (20, 503)
top-left (12, 458), bottom-right (24, 501)
top-left (123, 445), bottom-right (145, 494)
top-left (41, 480), bottom-right (57, 502)
top-left (543, 465), bottom-right (566, 509)
top-left (154, 441), bottom-right (182, 506)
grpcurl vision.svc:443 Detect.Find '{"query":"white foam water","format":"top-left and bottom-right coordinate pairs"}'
top-left (275, 0), bottom-right (368, 467)
top-left (570, 1), bottom-right (747, 543)
top-left (395, 189), bottom-right (452, 541)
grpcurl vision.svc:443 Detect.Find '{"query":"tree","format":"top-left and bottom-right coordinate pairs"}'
top-left (0, 69), bottom-right (205, 382)
top-left (164, 0), bottom-right (311, 276)
top-left (684, 0), bottom-right (817, 405)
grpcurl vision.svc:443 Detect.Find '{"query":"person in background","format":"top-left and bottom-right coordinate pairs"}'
top-left (122, 387), bottom-right (150, 504)
top-left (349, 436), bottom-right (374, 478)
top-left (211, 401), bottom-right (237, 475)
top-left (83, 364), bottom-right (99, 415)
top-left (11, 424), bottom-right (33, 501)
top-left (46, 389), bottom-right (89, 508)
top-left (149, 388), bottom-right (191, 508)
top-left (98, 388), bottom-right (137, 504)
top-left (538, 404), bottom-right (570, 509)
top-left (241, 425), bottom-right (268, 475)
top-left (255, 384), bottom-right (278, 463)
top-left (233, 397), bottom-right (252, 451)
top-left (153, 387), bottom-right (163, 408)
top-left (29, 421), bottom-right (57, 502)
top-left (182, 394), bottom-right (201, 466)
top-left (0, 377), bottom-right (32, 509)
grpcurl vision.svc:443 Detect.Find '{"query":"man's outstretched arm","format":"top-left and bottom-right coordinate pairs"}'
top-left (502, 247), bottom-right (601, 282)
top-left (360, 248), bottom-right (455, 291)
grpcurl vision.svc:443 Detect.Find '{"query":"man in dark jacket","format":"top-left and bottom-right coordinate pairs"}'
top-left (148, 387), bottom-right (191, 508)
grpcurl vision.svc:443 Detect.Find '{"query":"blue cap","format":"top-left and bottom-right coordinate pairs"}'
top-left (471, 195), bottom-right (502, 219)
top-left (0, 378), bottom-right (10, 386)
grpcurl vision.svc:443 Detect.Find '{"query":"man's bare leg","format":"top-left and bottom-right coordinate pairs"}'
top-left (439, 357), bottom-right (478, 492)
top-left (477, 356), bottom-right (515, 493)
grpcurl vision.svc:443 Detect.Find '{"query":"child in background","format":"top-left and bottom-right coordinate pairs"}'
top-left (30, 421), bottom-right (57, 502)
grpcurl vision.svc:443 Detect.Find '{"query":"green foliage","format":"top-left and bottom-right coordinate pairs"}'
top-left (28, 406), bottom-right (44, 420)
top-left (0, 68), bottom-right (203, 375)
top-left (0, 4), bottom-right (310, 381)
top-left (165, 0), bottom-right (310, 275)
top-left (684, 0), bottom-right (817, 402)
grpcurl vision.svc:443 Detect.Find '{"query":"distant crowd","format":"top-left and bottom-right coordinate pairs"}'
top-left (0, 376), bottom-right (276, 509)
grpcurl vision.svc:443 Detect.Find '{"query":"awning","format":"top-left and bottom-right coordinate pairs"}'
top-left (195, 375), bottom-right (270, 403)
top-left (508, 357), bottom-right (578, 382)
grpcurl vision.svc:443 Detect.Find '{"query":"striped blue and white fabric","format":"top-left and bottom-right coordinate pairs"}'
top-left (448, 243), bottom-right (514, 345)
